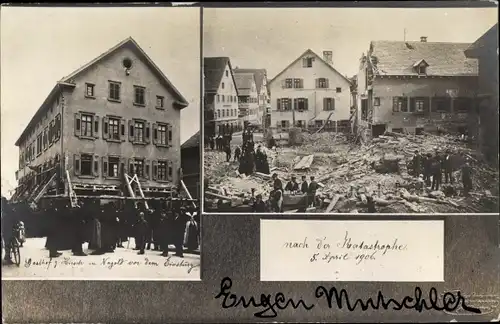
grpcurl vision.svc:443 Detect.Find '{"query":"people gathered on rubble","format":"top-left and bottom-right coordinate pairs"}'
top-left (1, 192), bottom-right (200, 264)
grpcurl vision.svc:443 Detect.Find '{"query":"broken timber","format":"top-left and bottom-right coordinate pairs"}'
top-left (293, 154), bottom-right (314, 170)
top-left (325, 194), bottom-right (341, 213)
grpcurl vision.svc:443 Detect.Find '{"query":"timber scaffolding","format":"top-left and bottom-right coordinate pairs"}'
top-left (11, 156), bottom-right (198, 209)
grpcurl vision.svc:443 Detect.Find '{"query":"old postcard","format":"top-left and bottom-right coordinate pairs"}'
top-left (202, 7), bottom-right (499, 215)
top-left (1, 6), bottom-right (201, 280)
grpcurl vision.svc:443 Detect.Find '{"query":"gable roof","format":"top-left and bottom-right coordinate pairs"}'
top-left (181, 130), bottom-right (200, 149)
top-left (233, 68), bottom-right (267, 93)
top-left (369, 40), bottom-right (478, 76)
top-left (15, 37), bottom-right (189, 146)
top-left (269, 49), bottom-right (352, 85)
top-left (233, 72), bottom-right (255, 96)
top-left (204, 57), bottom-right (238, 95)
top-left (465, 23), bottom-right (498, 57)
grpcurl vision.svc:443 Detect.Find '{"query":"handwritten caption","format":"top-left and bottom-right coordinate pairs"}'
top-left (284, 231), bottom-right (408, 265)
top-left (24, 256), bottom-right (199, 274)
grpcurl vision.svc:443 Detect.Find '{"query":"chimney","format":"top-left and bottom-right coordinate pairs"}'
top-left (420, 36), bottom-right (427, 43)
top-left (323, 51), bottom-right (333, 65)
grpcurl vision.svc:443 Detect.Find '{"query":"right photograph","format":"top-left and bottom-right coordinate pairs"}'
top-left (202, 7), bottom-right (499, 214)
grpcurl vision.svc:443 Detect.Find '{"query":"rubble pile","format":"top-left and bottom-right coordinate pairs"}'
top-left (204, 131), bottom-right (499, 213)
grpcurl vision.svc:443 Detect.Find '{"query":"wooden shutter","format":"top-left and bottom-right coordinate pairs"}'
top-left (167, 161), bottom-right (173, 181)
top-left (92, 155), bottom-right (99, 177)
top-left (167, 124), bottom-right (173, 146)
top-left (144, 159), bottom-right (150, 179)
top-left (152, 123), bottom-right (158, 145)
top-left (293, 98), bottom-right (298, 110)
top-left (74, 113), bottom-right (81, 137)
top-left (300, 79), bottom-right (304, 88)
top-left (152, 160), bottom-right (158, 180)
top-left (74, 154), bottom-right (81, 175)
top-left (129, 158), bottom-right (135, 175)
top-left (304, 98), bottom-right (309, 110)
top-left (102, 117), bottom-right (109, 140)
top-left (128, 120), bottom-right (134, 142)
top-left (145, 122), bottom-right (151, 144)
top-left (315, 78), bottom-right (319, 88)
top-left (302, 58), bottom-right (307, 67)
top-left (55, 114), bottom-right (61, 141)
top-left (120, 157), bottom-right (127, 176)
top-left (119, 119), bottom-right (126, 142)
top-left (93, 116), bottom-right (99, 139)
top-left (392, 97), bottom-right (399, 112)
top-left (331, 98), bottom-right (335, 110)
top-left (409, 97), bottom-right (416, 112)
top-left (281, 79), bottom-right (286, 88)
top-left (276, 99), bottom-right (281, 111)
top-left (424, 97), bottom-right (430, 113)
top-left (102, 156), bottom-right (108, 178)
top-left (323, 97), bottom-right (328, 111)
top-left (325, 78), bottom-right (330, 88)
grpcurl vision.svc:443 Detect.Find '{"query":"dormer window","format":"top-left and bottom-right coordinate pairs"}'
top-left (413, 59), bottom-right (429, 75)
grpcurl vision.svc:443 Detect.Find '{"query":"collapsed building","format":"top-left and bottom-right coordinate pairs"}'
top-left (11, 37), bottom-right (197, 218)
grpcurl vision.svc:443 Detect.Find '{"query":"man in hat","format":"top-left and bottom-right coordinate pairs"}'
top-left (136, 211), bottom-right (148, 255)
top-left (461, 157), bottom-right (473, 196)
top-left (412, 150), bottom-right (422, 178)
top-left (173, 206), bottom-right (187, 257)
top-left (252, 194), bottom-right (268, 213)
top-left (423, 153), bottom-right (432, 186)
top-left (271, 173), bottom-right (283, 192)
top-left (301, 175), bottom-right (309, 194)
top-left (234, 145), bottom-right (241, 162)
top-left (285, 176), bottom-right (299, 193)
top-left (307, 176), bottom-right (319, 207)
top-left (431, 151), bottom-right (442, 191)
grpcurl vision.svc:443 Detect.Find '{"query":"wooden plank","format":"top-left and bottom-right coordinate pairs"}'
top-left (325, 194), bottom-right (341, 213)
top-left (294, 154), bottom-right (314, 170)
top-left (205, 191), bottom-right (233, 201)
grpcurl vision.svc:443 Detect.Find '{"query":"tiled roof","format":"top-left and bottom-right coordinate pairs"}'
top-left (370, 40), bottom-right (478, 76)
top-left (181, 130), bottom-right (200, 149)
top-left (204, 57), bottom-right (230, 93)
top-left (233, 72), bottom-right (254, 96)
top-left (233, 68), bottom-right (267, 93)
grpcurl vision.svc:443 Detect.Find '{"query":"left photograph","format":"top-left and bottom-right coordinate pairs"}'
top-left (1, 7), bottom-right (201, 280)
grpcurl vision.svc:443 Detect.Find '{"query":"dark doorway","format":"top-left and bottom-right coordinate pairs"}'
top-left (372, 124), bottom-right (386, 137)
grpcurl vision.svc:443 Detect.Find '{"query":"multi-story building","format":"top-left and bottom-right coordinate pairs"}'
top-left (203, 57), bottom-right (240, 136)
top-left (13, 37), bottom-right (189, 203)
top-left (269, 49), bottom-right (352, 132)
top-left (464, 24), bottom-right (499, 165)
top-left (233, 68), bottom-right (270, 129)
top-left (233, 71), bottom-right (260, 128)
top-left (356, 37), bottom-right (479, 138)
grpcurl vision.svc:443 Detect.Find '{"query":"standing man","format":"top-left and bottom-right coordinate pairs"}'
top-left (308, 176), bottom-right (319, 207)
top-left (301, 175), bottom-right (309, 194)
top-left (234, 146), bottom-right (241, 162)
top-left (173, 205), bottom-right (187, 258)
top-left (423, 153), bottom-right (432, 186)
top-left (443, 149), bottom-right (454, 184)
top-left (271, 173), bottom-right (283, 192)
top-left (412, 150), bottom-right (422, 177)
top-left (284, 176), bottom-right (299, 192)
top-left (71, 204), bottom-right (87, 256)
top-left (135, 211), bottom-right (148, 255)
top-left (461, 158), bottom-right (473, 196)
top-left (224, 144), bottom-right (232, 162)
top-left (431, 152), bottom-right (442, 191)
top-left (1, 197), bottom-right (15, 264)
top-left (252, 194), bottom-right (268, 212)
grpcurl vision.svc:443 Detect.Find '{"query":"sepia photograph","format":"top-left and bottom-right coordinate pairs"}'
top-left (202, 7), bottom-right (499, 214)
top-left (1, 6), bottom-right (201, 279)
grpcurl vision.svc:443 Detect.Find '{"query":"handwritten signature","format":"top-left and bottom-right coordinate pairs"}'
top-left (215, 277), bottom-right (481, 318)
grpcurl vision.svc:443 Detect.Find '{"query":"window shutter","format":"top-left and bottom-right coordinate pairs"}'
top-left (93, 116), bottom-right (100, 139)
top-left (74, 113), bottom-right (81, 137)
top-left (167, 124), bottom-right (173, 146)
top-left (145, 122), bottom-right (151, 144)
top-left (120, 119), bottom-right (126, 142)
top-left (424, 97), bottom-right (430, 113)
top-left (293, 98), bottom-right (298, 110)
top-left (392, 97), bottom-right (399, 112)
top-left (325, 79), bottom-right (330, 88)
top-left (167, 161), bottom-right (173, 181)
top-left (128, 120), bottom-right (134, 142)
top-left (152, 160), bottom-right (158, 180)
top-left (93, 155), bottom-right (99, 177)
top-left (152, 123), bottom-right (158, 145)
top-left (129, 158), bottom-right (135, 176)
top-left (55, 114), bottom-right (61, 141)
top-left (74, 154), bottom-right (81, 175)
top-left (144, 159), bottom-right (150, 179)
top-left (281, 79), bottom-right (286, 88)
top-left (409, 97), bottom-right (416, 112)
top-left (315, 79), bottom-right (319, 88)
top-left (102, 117), bottom-right (109, 140)
top-left (120, 157), bottom-right (127, 176)
top-left (102, 156), bottom-right (108, 178)
top-left (323, 97), bottom-right (328, 111)
top-left (276, 99), bottom-right (281, 111)
top-left (302, 58), bottom-right (307, 67)
top-left (304, 98), bottom-right (309, 110)
top-left (332, 98), bottom-right (335, 110)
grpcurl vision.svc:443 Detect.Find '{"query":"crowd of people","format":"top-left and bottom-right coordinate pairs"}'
top-left (1, 195), bottom-right (200, 265)
top-left (410, 146), bottom-right (473, 194)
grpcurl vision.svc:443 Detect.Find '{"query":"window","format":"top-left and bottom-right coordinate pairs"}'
top-left (222, 82), bottom-right (225, 89)
top-left (217, 95), bottom-right (220, 103)
top-left (295, 98), bottom-right (309, 111)
top-left (418, 65), bottom-right (426, 75)
top-left (222, 95), bottom-right (225, 103)
top-left (109, 81), bottom-right (121, 101)
top-left (80, 154), bottom-right (93, 176)
top-left (323, 98), bottom-right (335, 111)
top-left (225, 70), bottom-right (228, 77)
top-left (285, 79), bottom-right (293, 89)
top-left (132, 159), bottom-right (145, 178)
top-left (157, 124), bottom-right (167, 145)
top-left (85, 83), bottom-right (95, 97)
top-left (43, 127), bottom-right (48, 151)
top-left (454, 97), bottom-right (472, 113)
top-left (410, 97), bottom-right (429, 113)
top-left (336, 87), bottom-right (342, 93)
top-left (49, 120), bottom-right (55, 144)
top-left (156, 96), bottom-right (164, 108)
top-left (81, 114), bottom-right (93, 137)
top-left (302, 57), bottom-right (313, 68)
top-left (108, 157), bottom-right (120, 177)
top-left (431, 97), bottom-right (451, 112)
top-left (108, 118), bottom-right (120, 140)
top-left (392, 97), bottom-right (408, 112)
top-left (217, 110), bottom-right (221, 118)
top-left (36, 134), bottom-right (42, 156)
top-left (316, 78), bottom-right (329, 89)
top-left (292, 78), bottom-right (303, 89)
top-left (134, 86), bottom-right (145, 105)
top-left (374, 97), bottom-right (380, 106)
top-left (134, 121), bottom-right (144, 142)
top-left (281, 120), bottom-right (288, 128)
top-left (157, 161), bottom-right (168, 181)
